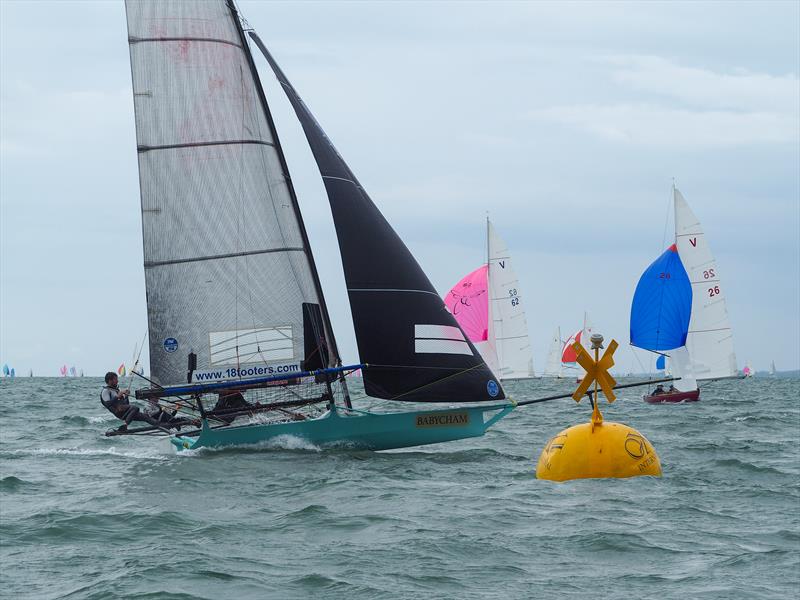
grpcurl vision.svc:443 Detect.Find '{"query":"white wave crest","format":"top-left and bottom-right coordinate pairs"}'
top-left (87, 415), bottom-right (116, 424)
top-left (6, 446), bottom-right (171, 460)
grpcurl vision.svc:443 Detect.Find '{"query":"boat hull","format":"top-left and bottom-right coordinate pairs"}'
top-left (171, 403), bottom-right (514, 452)
top-left (643, 389), bottom-right (700, 404)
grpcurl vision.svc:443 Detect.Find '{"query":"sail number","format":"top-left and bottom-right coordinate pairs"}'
top-left (509, 289), bottom-right (520, 306)
top-left (703, 269), bottom-right (716, 279)
top-left (659, 272), bottom-right (671, 279)
top-left (708, 285), bottom-right (720, 297)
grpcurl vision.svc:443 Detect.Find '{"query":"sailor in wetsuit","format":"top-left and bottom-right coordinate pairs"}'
top-left (100, 372), bottom-right (162, 431)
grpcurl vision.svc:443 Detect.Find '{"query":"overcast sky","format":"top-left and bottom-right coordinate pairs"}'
top-left (1, 0), bottom-right (798, 377)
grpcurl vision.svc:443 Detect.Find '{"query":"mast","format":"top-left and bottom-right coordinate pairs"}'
top-left (224, 0), bottom-right (341, 370)
top-left (486, 214), bottom-right (490, 269)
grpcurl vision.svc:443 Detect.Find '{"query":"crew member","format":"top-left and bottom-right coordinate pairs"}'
top-left (100, 371), bottom-right (162, 431)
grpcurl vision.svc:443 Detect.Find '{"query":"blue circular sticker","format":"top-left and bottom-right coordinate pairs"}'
top-left (487, 379), bottom-right (499, 397)
top-left (163, 337), bottom-right (179, 353)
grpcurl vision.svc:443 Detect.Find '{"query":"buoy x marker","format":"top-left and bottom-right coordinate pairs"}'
top-left (571, 339), bottom-right (618, 403)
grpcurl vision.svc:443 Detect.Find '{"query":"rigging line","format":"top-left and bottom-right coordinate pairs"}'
top-left (239, 24), bottom-right (318, 351)
top-left (661, 179), bottom-right (673, 253)
top-left (235, 61), bottom-right (269, 369)
top-left (347, 288), bottom-right (442, 297)
top-left (386, 362), bottom-right (490, 402)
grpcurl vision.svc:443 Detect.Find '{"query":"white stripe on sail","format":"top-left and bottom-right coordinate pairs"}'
top-left (414, 339), bottom-right (473, 355)
top-left (414, 324), bottom-right (466, 341)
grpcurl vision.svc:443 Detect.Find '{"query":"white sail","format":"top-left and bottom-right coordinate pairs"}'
top-left (674, 188), bottom-right (737, 381)
top-left (487, 220), bottom-right (534, 379)
top-left (543, 327), bottom-right (563, 377)
top-left (668, 346), bottom-right (697, 392)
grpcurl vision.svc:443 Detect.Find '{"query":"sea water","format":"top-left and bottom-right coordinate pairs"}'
top-left (1, 376), bottom-right (798, 599)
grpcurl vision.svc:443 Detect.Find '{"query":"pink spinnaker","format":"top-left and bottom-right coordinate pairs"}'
top-left (445, 265), bottom-right (488, 342)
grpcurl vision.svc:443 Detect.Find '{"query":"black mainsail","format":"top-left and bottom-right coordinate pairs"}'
top-left (125, 0), bottom-right (339, 387)
top-left (248, 33), bottom-right (505, 402)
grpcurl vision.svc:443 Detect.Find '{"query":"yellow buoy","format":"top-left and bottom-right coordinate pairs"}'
top-left (536, 333), bottom-right (661, 481)
top-left (536, 421), bottom-right (661, 481)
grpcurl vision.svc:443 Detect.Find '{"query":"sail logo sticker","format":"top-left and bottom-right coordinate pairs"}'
top-left (487, 379), bottom-right (499, 397)
top-left (163, 338), bottom-right (179, 353)
top-left (415, 412), bottom-right (470, 428)
top-left (689, 238), bottom-right (697, 247)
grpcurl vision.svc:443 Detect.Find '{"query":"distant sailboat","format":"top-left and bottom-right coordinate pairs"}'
top-left (542, 327), bottom-right (565, 378)
top-left (69, 366), bottom-right (77, 377)
top-left (561, 312), bottom-right (594, 380)
top-left (2, 364), bottom-right (8, 377)
top-left (60, 365), bottom-right (67, 377)
top-left (28, 369), bottom-right (33, 377)
top-left (117, 363), bottom-right (126, 377)
top-left (770, 361), bottom-right (776, 376)
top-left (630, 186), bottom-right (737, 403)
top-left (9, 368), bottom-right (14, 378)
top-left (742, 362), bottom-right (753, 378)
top-left (445, 218), bottom-right (535, 380)
top-left (80, 369), bottom-right (85, 377)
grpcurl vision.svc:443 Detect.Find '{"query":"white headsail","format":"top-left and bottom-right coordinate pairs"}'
top-left (487, 220), bottom-right (535, 379)
top-left (543, 327), bottom-right (563, 378)
top-left (674, 188), bottom-right (737, 380)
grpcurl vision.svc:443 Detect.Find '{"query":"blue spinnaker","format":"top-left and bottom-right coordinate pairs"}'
top-left (630, 245), bottom-right (692, 351)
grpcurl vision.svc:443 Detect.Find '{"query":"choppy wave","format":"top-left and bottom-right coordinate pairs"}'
top-left (0, 376), bottom-right (798, 599)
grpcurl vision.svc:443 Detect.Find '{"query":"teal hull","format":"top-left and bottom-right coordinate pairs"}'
top-left (170, 403), bottom-right (514, 452)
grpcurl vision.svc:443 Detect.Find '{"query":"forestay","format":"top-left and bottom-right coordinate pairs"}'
top-left (249, 33), bottom-right (503, 402)
top-left (674, 189), bottom-right (737, 380)
top-left (125, 0), bottom-right (336, 385)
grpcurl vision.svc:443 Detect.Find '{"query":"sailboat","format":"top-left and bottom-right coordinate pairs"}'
top-left (742, 362), bottom-right (753, 378)
top-left (630, 186), bottom-right (737, 403)
top-left (444, 218), bottom-right (535, 380)
top-left (120, 0), bottom-right (513, 451)
top-left (561, 312), bottom-right (594, 381)
top-left (2, 364), bottom-right (9, 378)
top-left (542, 327), bottom-right (565, 378)
top-left (770, 361), bottom-right (777, 376)
top-left (28, 369), bottom-right (33, 378)
top-left (60, 365), bottom-right (67, 377)
top-left (69, 366), bottom-right (77, 377)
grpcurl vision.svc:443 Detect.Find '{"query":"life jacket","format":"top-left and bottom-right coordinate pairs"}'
top-left (100, 386), bottom-right (126, 414)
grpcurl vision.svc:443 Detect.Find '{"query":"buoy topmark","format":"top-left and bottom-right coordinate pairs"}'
top-left (536, 421), bottom-right (661, 481)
